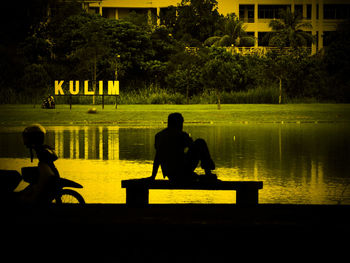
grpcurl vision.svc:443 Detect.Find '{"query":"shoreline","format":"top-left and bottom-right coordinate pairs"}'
top-left (3, 120), bottom-right (350, 128)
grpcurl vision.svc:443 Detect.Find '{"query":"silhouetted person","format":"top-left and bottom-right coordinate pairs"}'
top-left (16, 124), bottom-right (59, 204)
top-left (150, 113), bottom-right (216, 182)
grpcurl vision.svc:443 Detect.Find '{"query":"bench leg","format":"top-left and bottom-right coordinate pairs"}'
top-left (236, 187), bottom-right (259, 206)
top-left (126, 187), bottom-right (149, 206)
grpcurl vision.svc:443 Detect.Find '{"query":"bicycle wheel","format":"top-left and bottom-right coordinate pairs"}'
top-left (54, 189), bottom-right (85, 205)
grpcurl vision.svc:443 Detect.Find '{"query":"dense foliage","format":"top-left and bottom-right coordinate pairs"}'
top-left (0, 0), bottom-right (349, 104)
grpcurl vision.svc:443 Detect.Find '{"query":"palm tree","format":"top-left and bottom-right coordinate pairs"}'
top-left (265, 8), bottom-right (314, 48)
top-left (204, 13), bottom-right (254, 47)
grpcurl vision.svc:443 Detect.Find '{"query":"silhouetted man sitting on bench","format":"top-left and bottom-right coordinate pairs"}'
top-left (150, 113), bottom-right (216, 182)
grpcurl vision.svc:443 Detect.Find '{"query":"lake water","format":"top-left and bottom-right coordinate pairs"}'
top-left (0, 123), bottom-right (349, 204)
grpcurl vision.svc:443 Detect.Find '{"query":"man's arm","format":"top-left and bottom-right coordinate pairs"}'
top-left (150, 152), bottom-right (160, 180)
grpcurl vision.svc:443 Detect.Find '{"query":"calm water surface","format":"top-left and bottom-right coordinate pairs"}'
top-left (0, 123), bottom-right (349, 204)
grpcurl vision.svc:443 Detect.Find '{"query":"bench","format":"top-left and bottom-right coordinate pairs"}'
top-left (121, 179), bottom-right (263, 206)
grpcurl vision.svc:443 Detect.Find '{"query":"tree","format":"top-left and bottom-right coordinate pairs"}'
top-left (122, 10), bottom-right (152, 32)
top-left (144, 60), bottom-right (168, 90)
top-left (0, 0), bottom-right (53, 45)
top-left (265, 48), bottom-right (313, 103)
top-left (150, 26), bottom-right (181, 62)
top-left (323, 20), bottom-right (350, 101)
top-left (202, 48), bottom-right (242, 109)
top-left (204, 13), bottom-right (254, 47)
top-left (52, 13), bottom-right (109, 104)
top-left (53, 13), bottom-right (152, 92)
top-left (78, 17), bottom-right (111, 103)
top-left (265, 9), bottom-right (314, 48)
top-left (144, 26), bottom-right (181, 90)
top-left (166, 49), bottom-right (206, 103)
top-left (159, 6), bottom-right (177, 30)
top-left (174, 0), bottom-right (222, 45)
top-left (21, 63), bottom-right (50, 104)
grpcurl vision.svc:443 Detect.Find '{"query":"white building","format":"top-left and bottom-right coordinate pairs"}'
top-left (83, 0), bottom-right (350, 53)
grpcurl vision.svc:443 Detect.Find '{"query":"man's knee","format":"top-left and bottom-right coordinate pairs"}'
top-left (194, 139), bottom-right (215, 170)
top-left (193, 138), bottom-right (207, 148)
top-left (193, 138), bottom-right (210, 157)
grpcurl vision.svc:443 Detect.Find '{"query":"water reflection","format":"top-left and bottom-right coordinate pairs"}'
top-left (0, 126), bottom-right (120, 160)
top-left (54, 126), bottom-right (120, 160)
top-left (0, 123), bottom-right (349, 204)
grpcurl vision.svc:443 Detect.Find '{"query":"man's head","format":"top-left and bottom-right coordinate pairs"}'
top-left (168, 113), bottom-right (184, 130)
top-left (23, 124), bottom-right (46, 148)
top-left (22, 124), bottom-right (46, 162)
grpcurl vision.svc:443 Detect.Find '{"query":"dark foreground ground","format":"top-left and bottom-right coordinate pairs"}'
top-left (3, 204), bottom-right (350, 262)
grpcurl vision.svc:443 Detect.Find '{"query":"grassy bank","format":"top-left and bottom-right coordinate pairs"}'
top-left (2, 87), bottom-right (320, 105)
top-left (0, 104), bottom-right (349, 126)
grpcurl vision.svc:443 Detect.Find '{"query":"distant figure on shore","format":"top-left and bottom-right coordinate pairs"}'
top-left (41, 95), bottom-right (55, 109)
top-left (150, 113), bottom-right (216, 182)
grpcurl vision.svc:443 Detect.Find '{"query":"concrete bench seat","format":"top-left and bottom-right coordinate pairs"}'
top-left (121, 178), bottom-right (263, 206)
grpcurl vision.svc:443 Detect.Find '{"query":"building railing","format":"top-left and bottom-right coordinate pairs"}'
top-left (239, 17), bottom-right (255, 23)
top-left (184, 46), bottom-right (312, 56)
top-left (226, 46), bottom-right (312, 56)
